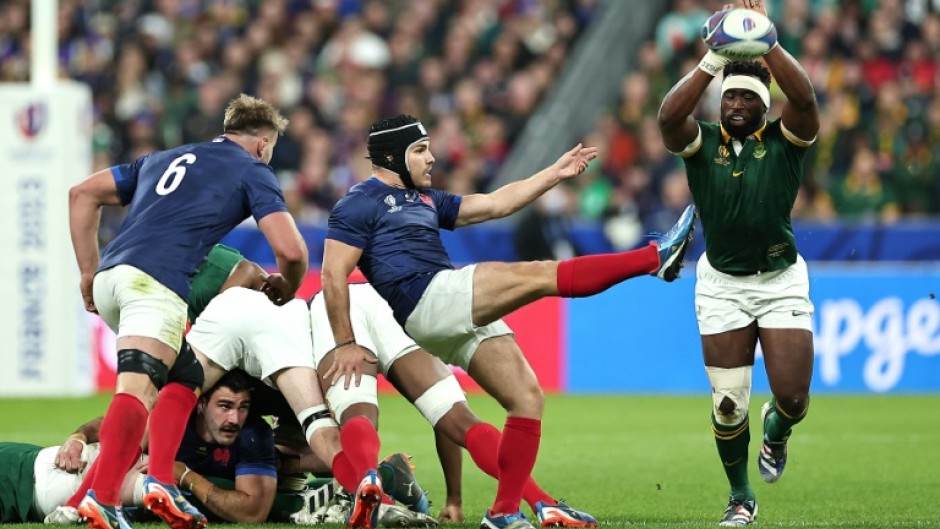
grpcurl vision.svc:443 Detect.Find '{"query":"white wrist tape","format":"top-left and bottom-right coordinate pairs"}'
top-left (698, 50), bottom-right (731, 77)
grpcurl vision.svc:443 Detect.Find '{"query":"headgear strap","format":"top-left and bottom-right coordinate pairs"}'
top-left (367, 121), bottom-right (429, 188)
top-left (721, 75), bottom-right (771, 109)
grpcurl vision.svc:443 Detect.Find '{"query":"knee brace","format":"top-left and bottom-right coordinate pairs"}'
top-left (705, 366), bottom-right (752, 427)
top-left (117, 349), bottom-right (169, 390)
top-left (414, 375), bottom-right (467, 427)
top-left (297, 404), bottom-right (339, 442)
top-left (324, 375), bottom-right (378, 421)
top-left (166, 343), bottom-right (205, 391)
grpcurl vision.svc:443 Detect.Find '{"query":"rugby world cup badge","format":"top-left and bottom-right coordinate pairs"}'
top-left (385, 195), bottom-right (402, 213)
top-left (17, 102), bottom-right (47, 141)
top-left (714, 144), bottom-right (731, 166)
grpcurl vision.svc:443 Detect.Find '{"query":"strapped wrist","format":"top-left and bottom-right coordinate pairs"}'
top-left (698, 50), bottom-right (731, 76)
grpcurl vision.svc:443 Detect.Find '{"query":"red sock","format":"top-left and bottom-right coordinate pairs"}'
top-left (491, 417), bottom-right (542, 515)
top-left (339, 416), bottom-right (380, 479)
top-left (146, 383), bottom-right (197, 483)
top-left (465, 423), bottom-right (553, 511)
top-left (331, 451), bottom-right (359, 492)
top-left (66, 458), bottom-right (98, 508)
top-left (90, 393), bottom-right (148, 505)
top-left (556, 243), bottom-right (659, 297)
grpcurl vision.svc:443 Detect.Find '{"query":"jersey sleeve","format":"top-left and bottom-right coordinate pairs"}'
top-left (326, 193), bottom-right (376, 248)
top-left (429, 189), bottom-right (462, 231)
top-left (242, 164), bottom-right (289, 222)
top-left (109, 154), bottom-right (148, 205)
top-left (234, 421), bottom-right (278, 478)
top-left (682, 121), bottom-right (718, 181)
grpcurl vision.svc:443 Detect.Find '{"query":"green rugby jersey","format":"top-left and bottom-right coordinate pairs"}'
top-left (0, 442), bottom-right (42, 522)
top-left (187, 244), bottom-right (245, 322)
top-left (680, 119), bottom-right (812, 275)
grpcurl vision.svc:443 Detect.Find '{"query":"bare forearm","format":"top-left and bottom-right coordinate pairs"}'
top-left (72, 416), bottom-right (103, 444)
top-left (321, 273), bottom-right (355, 344)
top-left (763, 46), bottom-right (815, 110)
top-left (183, 472), bottom-right (270, 523)
top-left (435, 430), bottom-right (463, 504)
top-left (68, 193), bottom-right (102, 276)
top-left (487, 167), bottom-right (558, 219)
top-left (658, 68), bottom-right (713, 127)
top-left (275, 254), bottom-right (307, 295)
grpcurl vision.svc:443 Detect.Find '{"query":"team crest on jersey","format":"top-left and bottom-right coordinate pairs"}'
top-left (753, 143), bottom-right (766, 159)
top-left (714, 144), bottom-right (731, 166)
top-left (213, 447), bottom-right (231, 466)
top-left (385, 194), bottom-right (402, 213)
top-left (419, 193), bottom-right (434, 208)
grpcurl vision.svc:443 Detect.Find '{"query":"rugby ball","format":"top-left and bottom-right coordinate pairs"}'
top-left (701, 8), bottom-right (777, 60)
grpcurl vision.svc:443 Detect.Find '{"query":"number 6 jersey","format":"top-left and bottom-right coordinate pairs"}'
top-left (97, 136), bottom-right (287, 301)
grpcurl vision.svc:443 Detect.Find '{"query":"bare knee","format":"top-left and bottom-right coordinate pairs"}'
top-left (505, 383), bottom-right (544, 418)
top-left (774, 393), bottom-right (810, 419)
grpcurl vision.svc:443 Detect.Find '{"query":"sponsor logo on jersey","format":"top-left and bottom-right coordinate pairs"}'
top-left (385, 195), bottom-right (402, 213)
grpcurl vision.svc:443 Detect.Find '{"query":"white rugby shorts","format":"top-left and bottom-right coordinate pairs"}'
top-left (310, 283), bottom-right (419, 374)
top-left (186, 287), bottom-right (315, 386)
top-left (404, 265), bottom-right (513, 369)
top-left (93, 265), bottom-right (188, 351)
top-left (695, 253), bottom-right (814, 335)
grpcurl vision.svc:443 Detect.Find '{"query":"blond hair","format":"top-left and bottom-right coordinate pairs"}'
top-left (222, 93), bottom-right (289, 136)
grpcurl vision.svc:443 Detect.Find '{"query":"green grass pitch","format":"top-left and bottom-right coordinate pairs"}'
top-left (2, 393), bottom-right (938, 529)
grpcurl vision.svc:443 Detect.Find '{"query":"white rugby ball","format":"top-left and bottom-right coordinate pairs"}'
top-left (701, 8), bottom-right (777, 60)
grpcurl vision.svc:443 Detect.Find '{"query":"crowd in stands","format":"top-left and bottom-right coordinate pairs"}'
top-left (2, 0), bottom-right (938, 253)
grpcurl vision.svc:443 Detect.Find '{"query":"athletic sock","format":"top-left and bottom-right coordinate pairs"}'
top-left (713, 415), bottom-right (753, 501)
top-left (491, 417), bottom-right (541, 515)
top-left (92, 393), bottom-right (149, 505)
top-left (339, 416), bottom-right (381, 480)
top-left (464, 423), bottom-right (553, 510)
top-left (66, 445), bottom-right (143, 508)
top-left (556, 243), bottom-right (659, 297)
top-left (146, 383), bottom-right (197, 483)
top-left (331, 451), bottom-right (359, 493)
top-left (764, 398), bottom-right (806, 442)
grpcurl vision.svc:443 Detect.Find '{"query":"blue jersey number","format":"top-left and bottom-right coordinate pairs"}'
top-left (156, 153), bottom-right (197, 196)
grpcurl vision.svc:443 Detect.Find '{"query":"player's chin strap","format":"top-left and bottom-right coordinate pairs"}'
top-left (722, 75), bottom-right (770, 109)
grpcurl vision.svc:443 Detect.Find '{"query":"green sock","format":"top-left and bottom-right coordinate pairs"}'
top-left (764, 398), bottom-right (806, 442)
top-left (713, 414), bottom-right (754, 502)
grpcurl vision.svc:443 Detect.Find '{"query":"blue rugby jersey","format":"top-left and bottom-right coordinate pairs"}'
top-left (326, 178), bottom-right (462, 325)
top-left (175, 413), bottom-right (278, 482)
top-left (97, 137), bottom-right (288, 300)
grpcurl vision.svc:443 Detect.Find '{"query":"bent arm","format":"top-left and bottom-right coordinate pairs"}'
top-left (179, 467), bottom-right (277, 523)
top-left (220, 260), bottom-right (268, 292)
top-left (763, 45), bottom-right (819, 141)
top-left (257, 211), bottom-right (308, 295)
top-left (321, 239), bottom-right (363, 346)
top-left (657, 61), bottom-right (716, 153)
top-left (69, 169), bottom-right (123, 277)
top-left (55, 416), bottom-right (105, 473)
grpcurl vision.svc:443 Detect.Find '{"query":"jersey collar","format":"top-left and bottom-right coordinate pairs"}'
top-left (720, 120), bottom-right (767, 144)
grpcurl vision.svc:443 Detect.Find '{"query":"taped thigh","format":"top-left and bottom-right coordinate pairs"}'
top-left (324, 375), bottom-right (378, 421)
top-left (705, 365), bottom-right (752, 426)
top-left (413, 375), bottom-right (467, 426)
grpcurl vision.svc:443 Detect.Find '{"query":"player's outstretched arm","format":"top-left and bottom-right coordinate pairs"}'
top-left (455, 143), bottom-right (597, 227)
top-left (176, 462), bottom-right (277, 523)
top-left (762, 44), bottom-right (818, 141)
top-left (435, 429), bottom-right (465, 523)
top-left (68, 169), bottom-right (123, 313)
top-left (257, 211), bottom-right (308, 300)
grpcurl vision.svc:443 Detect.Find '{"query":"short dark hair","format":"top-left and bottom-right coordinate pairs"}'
top-left (202, 369), bottom-right (255, 403)
top-left (723, 61), bottom-right (771, 87)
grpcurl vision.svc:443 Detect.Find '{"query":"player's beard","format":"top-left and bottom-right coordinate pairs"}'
top-left (721, 112), bottom-right (763, 140)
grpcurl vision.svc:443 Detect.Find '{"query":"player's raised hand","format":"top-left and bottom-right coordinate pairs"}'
top-left (54, 438), bottom-right (86, 473)
top-left (323, 343), bottom-right (378, 390)
top-left (80, 273), bottom-right (97, 314)
top-left (261, 273), bottom-right (294, 305)
top-left (741, 0), bottom-right (768, 17)
top-left (554, 143), bottom-right (598, 181)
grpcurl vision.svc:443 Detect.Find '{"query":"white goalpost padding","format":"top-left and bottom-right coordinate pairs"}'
top-left (0, 0), bottom-right (93, 395)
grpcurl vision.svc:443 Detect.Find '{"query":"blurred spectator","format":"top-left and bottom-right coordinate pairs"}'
top-left (822, 147), bottom-right (900, 223)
